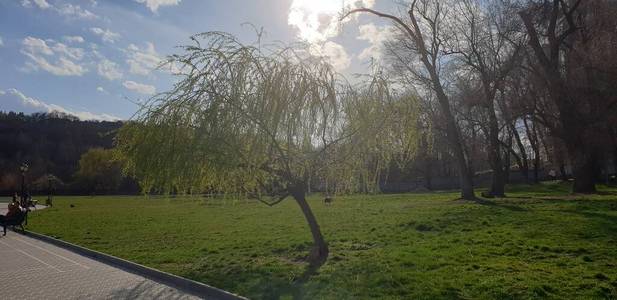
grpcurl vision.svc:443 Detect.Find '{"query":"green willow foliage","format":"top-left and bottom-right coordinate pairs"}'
top-left (115, 32), bottom-right (420, 197)
top-left (337, 76), bottom-right (422, 194)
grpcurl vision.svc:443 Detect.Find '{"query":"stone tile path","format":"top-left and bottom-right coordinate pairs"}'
top-left (0, 206), bottom-right (202, 300)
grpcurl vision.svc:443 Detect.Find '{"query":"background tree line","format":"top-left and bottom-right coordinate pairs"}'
top-left (0, 111), bottom-right (139, 195)
top-left (0, 105), bottom-right (561, 198)
top-left (344, 0), bottom-right (617, 198)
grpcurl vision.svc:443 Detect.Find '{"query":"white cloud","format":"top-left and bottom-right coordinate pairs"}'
top-left (0, 88), bottom-right (119, 121)
top-left (96, 86), bottom-right (107, 93)
top-left (135, 0), bottom-right (181, 13)
top-left (125, 42), bottom-right (161, 76)
top-left (51, 43), bottom-right (84, 60)
top-left (310, 41), bottom-right (351, 71)
top-left (288, 0), bottom-right (375, 43)
top-left (63, 36), bottom-right (85, 44)
top-left (33, 0), bottom-right (51, 9)
top-left (90, 27), bottom-right (121, 44)
top-left (22, 0), bottom-right (50, 9)
top-left (357, 23), bottom-right (394, 61)
top-left (23, 57), bottom-right (86, 76)
top-left (0, 37), bottom-right (3, 47)
top-left (22, 1), bottom-right (98, 19)
top-left (123, 80), bottom-right (156, 95)
top-left (57, 4), bottom-right (98, 19)
top-left (21, 37), bottom-right (87, 76)
top-left (97, 59), bottom-right (123, 80)
top-left (22, 37), bottom-right (53, 56)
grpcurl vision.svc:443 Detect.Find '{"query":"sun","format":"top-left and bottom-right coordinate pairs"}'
top-left (288, 0), bottom-right (376, 43)
top-left (288, 0), bottom-right (347, 43)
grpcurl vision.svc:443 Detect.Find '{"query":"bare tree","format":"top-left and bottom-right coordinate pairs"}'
top-left (445, 0), bottom-right (523, 196)
top-left (342, 0), bottom-right (476, 199)
top-left (518, 0), bottom-right (617, 193)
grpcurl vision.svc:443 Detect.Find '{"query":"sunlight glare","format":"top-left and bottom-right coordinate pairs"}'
top-left (288, 0), bottom-right (375, 43)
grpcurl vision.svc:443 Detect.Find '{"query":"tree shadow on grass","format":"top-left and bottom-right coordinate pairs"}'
top-left (511, 197), bottom-right (617, 239)
top-left (283, 264), bottom-right (320, 300)
top-left (571, 210), bottom-right (617, 225)
top-left (550, 199), bottom-right (617, 233)
top-left (467, 197), bottom-right (528, 212)
top-left (184, 257), bottom-right (324, 300)
top-left (592, 190), bottom-right (617, 196)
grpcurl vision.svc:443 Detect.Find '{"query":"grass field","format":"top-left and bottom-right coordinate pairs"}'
top-left (23, 182), bottom-right (617, 299)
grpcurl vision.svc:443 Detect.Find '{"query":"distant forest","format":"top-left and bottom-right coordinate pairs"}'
top-left (0, 111), bottom-right (139, 195)
top-left (0, 110), bottom-right (478, 196)
top-left (1, 109), bottom-right (612, 197)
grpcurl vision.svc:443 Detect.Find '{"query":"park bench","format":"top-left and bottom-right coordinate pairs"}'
top-left (28, 199), bottom-right (38, 209)
top-left (21, 199), bottom-right (38, 210)
top-left (1, 210), bottom-right (28, 236)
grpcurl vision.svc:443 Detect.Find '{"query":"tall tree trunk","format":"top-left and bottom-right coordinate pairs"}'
top-left (523, 118), bottom-right (541, 184)
top-left (569, 147), bottom-right (597, 193)
top-left (533, 156), bottom-right (540, 184)
top-left (504, 151), bottom-right (511, 184)
top-left (559, 163), bottom-right (567, 181)
top-left (553, 138), bottom-right (569, 180)
top-left (430, 74), bottom-right (475, 199)
top-left (504, 132), bottom-right (512, 184)
top-left (614, 148), bottom-right (617, 181)
top-left (562, 121), bottom-right (597, 193)
top-left (487, 101), bottom-right (506, 197)
top-left (425, 159), bottom-right (433, 190)
top-left (509, 122), bottom-right (529, 182)
top-left (557, 98), bottom-right (597, 193)
top-left (291, 185), bottom-right (329, 267)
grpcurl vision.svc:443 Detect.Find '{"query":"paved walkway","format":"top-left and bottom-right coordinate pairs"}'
top-left (0, 207), bottom-right (201, 300)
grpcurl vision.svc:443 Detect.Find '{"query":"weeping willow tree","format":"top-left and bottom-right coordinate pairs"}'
top-left (115, 32), bottom-right (420, 267)
top-left (336, 75), bottom-right (421, 194)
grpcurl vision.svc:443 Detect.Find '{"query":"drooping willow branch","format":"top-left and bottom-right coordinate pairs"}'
top-left (116, 31), bottom-right (422, 200)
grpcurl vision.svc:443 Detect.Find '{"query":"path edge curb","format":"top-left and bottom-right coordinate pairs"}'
top-left (18, 229), bottom-right (248, 300)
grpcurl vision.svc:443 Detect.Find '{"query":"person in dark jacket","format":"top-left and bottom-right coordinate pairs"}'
top-left (0, 193), bottom-right (23, 222)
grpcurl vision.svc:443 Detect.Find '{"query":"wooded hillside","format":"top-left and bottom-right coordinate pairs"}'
top-left (0, 111), bottom-right (137, 195)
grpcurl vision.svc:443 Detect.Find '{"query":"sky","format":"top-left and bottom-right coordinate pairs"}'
top-left (0, 0), bottom-right (394, 121)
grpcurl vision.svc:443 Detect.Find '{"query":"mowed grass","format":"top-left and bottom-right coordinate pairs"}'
top-left (26, 182), bottom-right (617, 299)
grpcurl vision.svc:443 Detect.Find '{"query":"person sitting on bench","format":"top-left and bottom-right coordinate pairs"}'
top-left (1, 194), bottom-right (23, 220)
top-left (0, 194), bottom-right (26, 235)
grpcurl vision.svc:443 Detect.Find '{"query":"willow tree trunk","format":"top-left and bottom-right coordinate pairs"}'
top-left (291, 187), bottom-right (329, 267)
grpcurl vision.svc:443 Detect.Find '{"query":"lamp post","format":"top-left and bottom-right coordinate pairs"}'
top-left (20, 163), bottom-right (29, 203)
top-left (47, 174), bottom-right (54, 207)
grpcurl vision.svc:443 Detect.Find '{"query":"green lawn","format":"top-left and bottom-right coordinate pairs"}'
top-left (26, 182), bottom-right (617, 299)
